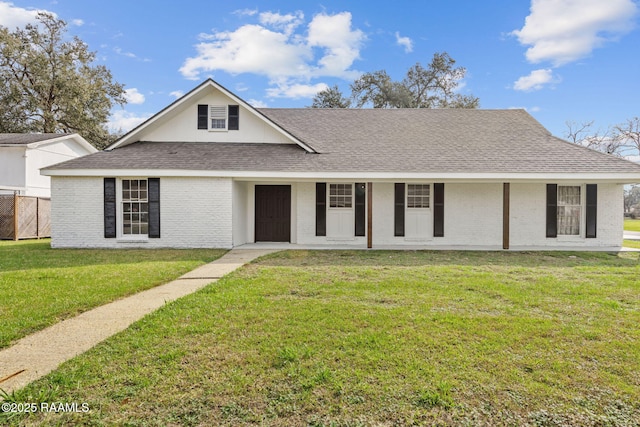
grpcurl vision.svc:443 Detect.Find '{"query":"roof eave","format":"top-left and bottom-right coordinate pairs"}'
top-left (40, 168), bottom-right (640, 183)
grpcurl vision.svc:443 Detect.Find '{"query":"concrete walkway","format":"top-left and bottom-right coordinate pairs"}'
top-left (0, 249), bottom-right (275, 395)
top-left (624, 231), bottom-right (640, 241)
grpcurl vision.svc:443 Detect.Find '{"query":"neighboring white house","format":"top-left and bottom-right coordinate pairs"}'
top-left (0, 133), bottom-right (96, 197)
top-left (42, 79), bottom-right (640, 250)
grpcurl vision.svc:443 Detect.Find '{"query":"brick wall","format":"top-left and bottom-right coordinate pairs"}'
top-left (510, 183), bottom-right (622, 248)
top-left (50, 177), bottom-right (623, 249)
top-left (51, 176), bottom-right (233, 248)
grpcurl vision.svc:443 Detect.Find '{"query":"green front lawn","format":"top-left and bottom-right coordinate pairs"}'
top-left (623, 239), bottom-right (640, 249)
top-left (0, 239), bottom-right (225, 349)
top-left (6, 250), bottom-right (640, 426)
top-left (624, 218), bottom-right (640, 232)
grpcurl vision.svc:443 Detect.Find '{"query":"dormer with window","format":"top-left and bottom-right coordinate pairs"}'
top-left (197, 104), bottom-right (239, 131)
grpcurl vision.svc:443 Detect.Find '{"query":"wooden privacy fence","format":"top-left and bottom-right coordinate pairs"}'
top-left (0, 194), bottom-right (51, 240)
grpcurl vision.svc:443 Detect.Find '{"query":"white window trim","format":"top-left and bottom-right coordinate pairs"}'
top-left (404, 183), bottom-right (432, 242)
top-left (116, 178), bottom-right (150, 242)
top-left (328, 183), bottom-right (354, 210)
top-left (406, 183), bottom-right (431, 210)
top-left (208, 105), bottom-right (227, 132)
top-left (556, 184), bottom-right (585, 240)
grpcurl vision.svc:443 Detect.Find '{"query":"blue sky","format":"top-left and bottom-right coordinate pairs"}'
top-left (1, 0), bottom-right (639, 140)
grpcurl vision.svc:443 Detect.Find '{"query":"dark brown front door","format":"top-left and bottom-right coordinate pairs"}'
top-left (255, 185), bottom-right (291, 242)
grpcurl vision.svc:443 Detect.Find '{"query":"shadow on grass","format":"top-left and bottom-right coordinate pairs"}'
top-left (0, 239), bottom-right (225, 273)
top-left (254, 249), bottom-right (640, 269)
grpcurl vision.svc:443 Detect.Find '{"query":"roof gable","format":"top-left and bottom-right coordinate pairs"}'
top-left (0, 133), bottom-right (96, 153)
top-left (108, 79), bottom-right (316, 152)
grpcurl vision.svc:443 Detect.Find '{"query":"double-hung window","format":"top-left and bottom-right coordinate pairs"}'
top-left (329, 184), bottom-right (352, 208)
top-left (557, 185), bottom-right (581, 235)
top-left (122, 179), bottom-right (149, 235)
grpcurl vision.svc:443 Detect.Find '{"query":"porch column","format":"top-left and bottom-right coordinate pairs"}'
top-left (367, 182), bottom-right (373, 248)
top-left (503, 183), bottom-right (510, 250)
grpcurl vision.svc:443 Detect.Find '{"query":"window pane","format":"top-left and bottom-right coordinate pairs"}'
top-left (557, 186), bottom-right (581, 235)
top-left (558, 206), bottom-right (580, 235)
top-left (558, 186), bottom-right (580, 205)
top-left (121, 179), bottom-right (149, 235)
top-left (329, 184), bottom-right (353, 208)
top-left (407, 184), bottom-right (430, 208)
top-left (211, 119), bottom-right (226, 129)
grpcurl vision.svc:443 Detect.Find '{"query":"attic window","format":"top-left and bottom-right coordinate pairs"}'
top-left (209, 106), bottom-right (226, 129)
top-left (197, 104), bottom-right (239, 131)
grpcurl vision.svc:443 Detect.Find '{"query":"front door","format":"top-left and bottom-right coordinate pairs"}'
top-left (255, 185), bottom-right (291, 242)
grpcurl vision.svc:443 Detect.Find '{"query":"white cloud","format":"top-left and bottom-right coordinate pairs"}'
top-left (266, 82), bottom-right (328, 99)
top-left (513, 68), bottom-right (556, 91)
top-left (233, 8), bottom-right (258, 17)
top-left (259, 10), bottom-right (304, 35)
top-left (123, 88), bottom-right (145, 104)
top-left (307, 12), bottom-right (365, 79)
top-left (395, 31), bottom-right (413, 53)
top-left (512, 0), bottom-right (638, 66)
top-left (113, 46), bottom-right (150, 62)
top-left (107, 110), bottom-right (152, 133)
top-left (114, 47), bottom-right (137, 59)
top-left (169, 90), bottom-right (184, 99)
top-left (248, 99), bottom-right (268, 108)
top-left (180, 24), bottom-right (311, 80)
top-left (71, 18), bottom-right (84, 26)
top-left (0, 1), bottom-right (55, 28)
top-left (179, 11), bottom-right (365, 99)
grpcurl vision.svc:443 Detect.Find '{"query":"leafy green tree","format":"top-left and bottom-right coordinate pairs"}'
top-left (345, 52), bottom-right (479, 109)
top-left (310, 84), bottom-right (352, 108)
top-left (350, 70), bottom-right (413, 108)
top-left (0, 13), bottom-right (126, 148)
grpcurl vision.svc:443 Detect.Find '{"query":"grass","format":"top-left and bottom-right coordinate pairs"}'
top-left (622, 239), bottom-right (640, 249)
top-left (623, 218), bottom-right (640, 232)
top-left (4, 250), bottom-right (640, 426)
top-left (0, 239), bottom-right (226, 349)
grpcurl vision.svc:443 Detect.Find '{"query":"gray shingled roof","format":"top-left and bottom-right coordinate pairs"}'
top-left (0, 133), bottom-right (66, 145)
top-left (44, 109), bottom-right (640, 174)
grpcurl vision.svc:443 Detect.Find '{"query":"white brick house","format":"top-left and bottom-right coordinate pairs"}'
top-left (42, 79), bottom-right (640, 250)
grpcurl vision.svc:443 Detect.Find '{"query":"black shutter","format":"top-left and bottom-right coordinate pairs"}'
top-left (228, 105), bottom-right (239, 130)
top-left (394, 183), bottom-right (405, 237)
top-left (433, 183), bottom-right (445, 237)
top-left (586, 184), bottom-right (597, 238)
top-left (104, 178), bottom-right (116, 238)
top-left (355, 183), bottom-right (366, 236)
top-left (197, 104), bottom-right (208, 129)
top-left (148, 178), bottom-right (160, 238)
top-left (316, 183), bottom-right (326, 236)
top-left (546, 184), bottom-right (558, 238)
